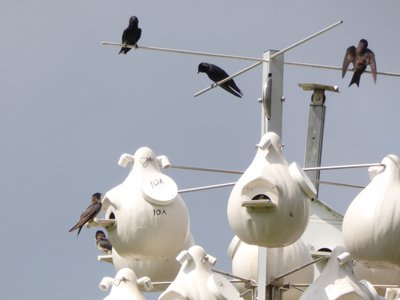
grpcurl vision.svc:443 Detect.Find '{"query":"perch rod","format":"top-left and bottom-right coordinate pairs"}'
top-left (193, 20), bottom-right (343, 97)
top-left (101, 42), bottom-right (400, 78)
top-left (178, 179), bottom-right (365, 194)
top-left (170, 162), bottom-right (384, 174)
top-left (179, 182), bottom-right (236, 193)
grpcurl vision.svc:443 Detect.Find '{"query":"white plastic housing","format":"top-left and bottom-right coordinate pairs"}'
top-left (110, 233), bottom-right (195, 292)
top-left (102, 147), bottom-right (190, 260)
top-left (354, 262), bottom-right (400, 287)
top-left (227, 132), bottom-right (314, 247)
top-left (300, 246), bottom-right (379, 300)
top-left (159, 245), bottom-right (243, 300)
top-left (228, 236), bottom-right (314, 300)
top-left (343, 154), bottom-right (400, 269)
top-left (100, 268), bottom-right (148, 300)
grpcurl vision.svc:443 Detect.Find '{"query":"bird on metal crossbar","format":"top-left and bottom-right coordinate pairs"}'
top-left (342, 39), bottom-right (377, 87)
top-left (119, 16), bottom-right (142, 54)
top-left (197, 63), bottom-right (243, 98)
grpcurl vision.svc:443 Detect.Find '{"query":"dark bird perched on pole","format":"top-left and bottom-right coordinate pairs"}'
top-left (342, 39), bottom-right (377, 87)
top-left (119, 16), bottom-right (142, 54)
top-left (69, 193), bottom-right (102, 236)
top-left (197, 63), bottom-right (243, 98)
top-left (95, 230), bottom-right (112, 254)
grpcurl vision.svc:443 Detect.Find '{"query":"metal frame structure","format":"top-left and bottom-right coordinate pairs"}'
top-left (101, 20), bottom-right (400, 300)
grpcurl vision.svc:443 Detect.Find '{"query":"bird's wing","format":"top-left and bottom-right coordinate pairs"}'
top-left (342, 46), bottom-right (356, 78)
top-left (98, 238), bottom-right (113, 251)
top-left (208, 65), bottom-right (230, 82)
top-left (220, 83), bottom-right (242, 98)
top-left (225, 80), bottom-right (243, 97)
top-left (80, 202), bottom-right (101, 220)
top-left (365, 50), bottom-right (377, 83)
top-left (70, 202), bottom-right (101, 231)
top-left (136, 28), bottom-right (142, 42)
top-left (121, 28), bottom-right (128, 43)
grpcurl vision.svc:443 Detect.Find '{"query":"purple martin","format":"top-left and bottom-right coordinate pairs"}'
top-left (69, 193), bottom-right (102, 236)
top-left (119, 16), bottom-right (142, 54)
top-left (342, 39), bottom-right (377, 87)
top-left (197, 63), bottom-right (243, 98)
top-left (95, 230), bottom-right (112, 254)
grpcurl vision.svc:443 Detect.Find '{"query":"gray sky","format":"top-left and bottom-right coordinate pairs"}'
top-left (1, 1), bottom-right (399, 299)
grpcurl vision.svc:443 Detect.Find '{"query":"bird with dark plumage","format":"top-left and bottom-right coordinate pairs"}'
top-left (342, 39), bottom-right (377, 87)
top-left (119, 16), bottom-right (142, 54)
top-left (197, 63), bottom-right (243, 98)
top-left (69, 193), bottom-right (102, 236)
top-left (95, 230), bottom-right (112, 254)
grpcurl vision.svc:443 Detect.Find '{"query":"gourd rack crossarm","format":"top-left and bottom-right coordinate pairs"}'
top-left (101, 19), bottom-right (400, 100)
top-left (170, 162), bottom-right (384, 174)
top-left (172, 162), bottom-right (380, 193)
top-left (271, 257), bottom-right (329, 283)
top-left (177, 179), bottom-right (365, 194)
top-left (101, 41), bottom-right (400, 79)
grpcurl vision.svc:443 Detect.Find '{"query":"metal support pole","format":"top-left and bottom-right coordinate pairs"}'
top-left (261, 51), bottom-right (284, 137)
top-left (305, 90), bottom-right (325, 195)
top-left (257, 50), bottom-right (285, 300)
top-left (299, 83), bottom-right (339, 196)
top-left (258, 247), bottom-right (268, 300)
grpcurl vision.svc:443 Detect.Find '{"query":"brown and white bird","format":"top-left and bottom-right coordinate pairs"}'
top-left (95, 230), bottom-right (112, 254)
top-left (342, 39), bottom-right (377, 87)
top-left (69, 193), bottom-right (102, 236)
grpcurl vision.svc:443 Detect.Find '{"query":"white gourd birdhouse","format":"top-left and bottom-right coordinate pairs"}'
top-left (354, 262), bottom-right (400, 290)
top-left (300, 247), bottom-right (380, 300)
top-left (159, 245), bottom-right (244, 300)
top-left (227, 132), bottom-right (315, 247)
top-left (102, 147), bottom-right (190, 260)
top-left (99, 268), bottom-right (152, 300)
top-left (227, 236), bottom-right (314, 300)
top-left (343, 154), bottom-right (400, 269)
top-left (111, 233), bottom-right (195, 292)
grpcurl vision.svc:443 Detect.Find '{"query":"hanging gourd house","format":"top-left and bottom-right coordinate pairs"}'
top-left (343, 154), bottom-right (400, 270)
top-left (227, 132), bottom-right (316, 248)
top-left (159, 245), bottom-right (244, 300)
top-left (100, 146), bottom-right (191, 260)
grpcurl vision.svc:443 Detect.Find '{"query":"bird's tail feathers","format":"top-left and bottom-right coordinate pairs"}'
top-left (349, 71), bottom-right (361, 87)
top-left (221, 85), bottom-right (243, 98)
top-left (118, 47), bottom-right (129, 54)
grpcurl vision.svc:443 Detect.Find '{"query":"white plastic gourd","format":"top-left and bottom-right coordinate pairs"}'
top-left (227, 132), bottom-right (315, 247)
top-left (111, 233), bottom-right (195, 292)
top-left (354, 262), bottom-right (400, 290)
top-left (300, 247), bottom-right (380, 300)
top-left (343, 154), bottom-right (400, 269)
top-left (159, 245), bottom-right (243, 300)
top-left (228, 236), bottom-right (314, 300)
top-left (102, 146), bottom-right (190, 260)
top-left (99, 268), bottom-right (152, 300)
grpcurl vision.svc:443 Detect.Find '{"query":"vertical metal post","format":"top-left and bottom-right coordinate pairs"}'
top-left (258, 50), bottom-right (284, 300)
top-left (305, 91), bottom-right (325, 195)
top-left (257, 247), bottom-right (268, 300)
top-left (299, 83), bottom-right (339, 196)
top-left (261, 50), bottom-right (284, 136)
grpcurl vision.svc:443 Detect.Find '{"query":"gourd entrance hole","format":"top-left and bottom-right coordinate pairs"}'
top-left (252, 194), bottom-right (271, 201)
top-left (317, 247), bottom-right (332, 253)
